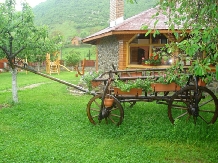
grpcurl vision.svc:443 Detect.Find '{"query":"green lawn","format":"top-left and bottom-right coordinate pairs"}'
top-left (0, 71), bottom-right (218, 162)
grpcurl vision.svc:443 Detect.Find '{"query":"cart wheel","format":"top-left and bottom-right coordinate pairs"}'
top-left (168, 85), bottom-right (218, 124)
top-left (87, 94), bottom-right (124, 126)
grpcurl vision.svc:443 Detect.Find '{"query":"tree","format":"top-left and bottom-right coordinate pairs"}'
top-left (130, 0), bottom-right (218, 78)
top-left (158, 0), bottom-right (218, 77)
top-left (0, 0), bottom-right (58, 103)
top-left (65, 50), bottom-right (81, 70)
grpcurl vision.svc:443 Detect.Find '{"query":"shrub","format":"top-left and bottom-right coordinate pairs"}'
top-left (64, 50), bottom-right (81, 67)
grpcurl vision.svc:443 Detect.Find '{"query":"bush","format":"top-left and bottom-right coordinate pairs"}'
top-left (64, 50), bottom-right (81, 67)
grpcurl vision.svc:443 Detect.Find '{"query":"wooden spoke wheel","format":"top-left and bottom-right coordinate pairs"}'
top-left (168, 86), bottom-right (218, 124)
top-left (87, 94), bottom-right (124, 126)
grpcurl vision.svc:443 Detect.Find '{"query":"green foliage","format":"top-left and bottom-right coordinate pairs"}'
top-left (32, 0), bottom-right (158, 62)
top-left (143, 56), bottom-right (161, 65)
top-left (135, 78), bottom-right (153, 92)
top-left (156, 63), bottom-right (189, 86)
top-left (64, 50), bottom-right (81, 67)
top-left (0, 0), bottom-right (59, 68)
top-left (0, 0), bottom-right (62, 103)
top-left (113, 77), bottom-right (152, 92)
top-left (155, 0), bottom-right (218, 77)
top-left (33, 0), bottom-right (158, 43)
top-left (61, 45), bottom-right (96, 61)
top-left (140, 0), bottom-right (218, 80)
top-left (81, 71), bottom-right (102, 91)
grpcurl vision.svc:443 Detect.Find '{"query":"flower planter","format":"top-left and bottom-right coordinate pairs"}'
top-left (207, 65), bottom-right (216, 72)
top-left (142, 63), bottom-right (154, 66)
top-left (161, 59), bottom-right (168, 65)
top-left (114, 87), bottom-right (142, 96)
top-left (91, 81), bottom-right (101, 87)
top-left (151, 82), bottom-right (180, 92)
top-left (198, 79), bottom-right (206, 86)
top-left (121, 72), bottom-right (142, 77)
top-left (104, 98), bottom-right (114, 107)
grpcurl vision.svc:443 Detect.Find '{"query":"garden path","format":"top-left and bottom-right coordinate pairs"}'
top-left (0, 82), bottom-right (49, 93)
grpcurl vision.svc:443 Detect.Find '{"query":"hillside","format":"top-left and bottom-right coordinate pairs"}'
top-left (33, 0), bottom-right (158, 43)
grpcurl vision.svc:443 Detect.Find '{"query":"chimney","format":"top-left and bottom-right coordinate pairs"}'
top-left (110, 0), bottom-right (124, 27)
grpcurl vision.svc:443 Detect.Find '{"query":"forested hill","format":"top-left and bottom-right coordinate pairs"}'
top-left (33, 0), bottom-right (158, 43)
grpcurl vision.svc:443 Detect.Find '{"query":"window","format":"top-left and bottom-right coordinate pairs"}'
top-left (129, 34), bottom-right (168, 65)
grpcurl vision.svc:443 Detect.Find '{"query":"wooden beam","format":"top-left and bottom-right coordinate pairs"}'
top-left (83, 29), bottom-right (191, 44)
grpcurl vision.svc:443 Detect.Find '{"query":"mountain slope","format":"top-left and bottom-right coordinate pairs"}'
top-left (33, 0), bottom-right (158, 42)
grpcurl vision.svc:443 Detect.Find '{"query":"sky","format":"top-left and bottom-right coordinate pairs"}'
top-left (0, 0), bottom-right (46, 9)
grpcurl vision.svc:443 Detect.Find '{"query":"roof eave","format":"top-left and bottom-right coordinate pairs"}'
top-left (82, 29), bottom-right (190, 44)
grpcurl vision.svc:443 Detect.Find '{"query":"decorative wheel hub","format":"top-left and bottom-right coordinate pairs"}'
top-left (189, 104), bottom-right (199, 117)
top-left (98, 107), bottom-right (110, 120)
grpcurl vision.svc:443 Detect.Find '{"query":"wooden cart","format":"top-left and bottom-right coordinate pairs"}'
top-left (86, 68), bottom-right (218, 126)
top-left (15, 63), bottom-right (218, 126)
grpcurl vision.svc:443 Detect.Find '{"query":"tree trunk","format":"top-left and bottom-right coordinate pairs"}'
top-left (37, 62), bottom-right (40, 71)
top-left (11, 68), bottom-right (18, 103)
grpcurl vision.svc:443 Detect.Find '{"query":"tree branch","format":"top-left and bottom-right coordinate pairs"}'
top-left (12, 46), bottom-right (26, 58)
top-left (0, 46), bottom-right (10, 56)
top-left (4, 51), bottom-right (14, 69)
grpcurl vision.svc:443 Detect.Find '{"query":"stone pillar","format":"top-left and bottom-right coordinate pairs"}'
top-left (97, 36), bottom-right (119, 72)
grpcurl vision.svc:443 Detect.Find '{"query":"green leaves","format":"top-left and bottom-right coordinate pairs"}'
top-left (82, 71), bottom-right (101, 91)
top-left (113, 76), bottom-right (152, 92)
top-left (156, 63), bottom-right (189, 86)
top-left (157, 0), bottom-right (218, 77)
top-left (191, 59), bottom-right (211, 76)
top-left (65, 50), bottom-right (81, 66)
top-left (0, 0), bottom-right (61, 65)
top-left (145, 29), bottom-right (152, 36)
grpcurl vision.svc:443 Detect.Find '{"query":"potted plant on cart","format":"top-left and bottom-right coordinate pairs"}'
top-left (104, 91), bottom-right (114, 108)
top-left (82, 71), bottom-right (102, 91)
top-left (151, 63), bottom-right (189, 92)
top-left (113, 77), bottom-right (152, 95)
top-left (104, 97), bottom-right (114, 107)
top-left (103, 78), bottom-right (115, 108)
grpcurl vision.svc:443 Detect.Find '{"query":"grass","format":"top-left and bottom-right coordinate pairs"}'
top-left (0, 71), bottom-right (218, 162)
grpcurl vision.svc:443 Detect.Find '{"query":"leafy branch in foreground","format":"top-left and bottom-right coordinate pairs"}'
top-left (142, 0), bottom-right (218, 77)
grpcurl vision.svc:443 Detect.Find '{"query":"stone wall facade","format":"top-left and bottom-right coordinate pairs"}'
top-left (97, 36), bottom-right (119, 72)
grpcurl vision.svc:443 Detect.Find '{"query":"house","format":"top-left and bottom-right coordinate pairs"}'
top-left (71, 36), bottom-right (82, 46)
top-left (82, 0), bottom-right (187, 71)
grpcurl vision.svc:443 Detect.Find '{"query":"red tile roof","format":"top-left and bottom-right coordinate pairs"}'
top-left (83, 6), bottom-right (180, 43)
top-left (114, 6), bottom-right (169, 30)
